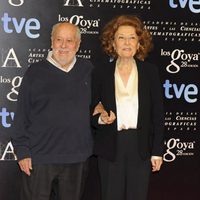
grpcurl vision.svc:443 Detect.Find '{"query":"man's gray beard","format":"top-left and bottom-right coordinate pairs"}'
top-left (58, 58), bottom-right (69, 66)
top-left (52, 49), bottom-right (70, 66)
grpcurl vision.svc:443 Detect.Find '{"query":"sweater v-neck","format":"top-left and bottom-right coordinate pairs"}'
top-left (45, 59), bottom-right (78, 76)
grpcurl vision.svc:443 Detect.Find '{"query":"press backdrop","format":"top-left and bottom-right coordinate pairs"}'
top-left (0, 1), bottom-right (199, 200)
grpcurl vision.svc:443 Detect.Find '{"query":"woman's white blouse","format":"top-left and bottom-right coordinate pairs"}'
top-left (115, 61), bottom-right (138, 131)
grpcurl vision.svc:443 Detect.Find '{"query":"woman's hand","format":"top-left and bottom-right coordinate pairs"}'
top-left (100, 110), bottom-right (116, 124)
top-left (93, 102), bottom-right (104, 115)
top-left (93, 102), bottom-right (116, 124)
top-left (151, 157), bottom-right (163, 172)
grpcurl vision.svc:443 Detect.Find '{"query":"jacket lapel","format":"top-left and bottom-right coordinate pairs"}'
top-left (107, 61), bottom-right (117, 114)
top-left (136, 59), bottom-right (145, 130)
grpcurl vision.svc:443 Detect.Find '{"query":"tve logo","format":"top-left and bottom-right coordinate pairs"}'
top-left (169, 0), bottom-right (200, 13)
top-left (1, 13), bottom-right (40, 39)
top-left (163, 80), bottom-right (198, 103)
top-left (0, 108), bottom-right (15, 128)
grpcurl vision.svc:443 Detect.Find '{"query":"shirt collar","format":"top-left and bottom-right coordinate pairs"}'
top-left (46, 51), bottom-right (76, 72)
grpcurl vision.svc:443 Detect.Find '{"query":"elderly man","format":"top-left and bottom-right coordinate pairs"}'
top-left (12, 22), bottom-right (93, 200)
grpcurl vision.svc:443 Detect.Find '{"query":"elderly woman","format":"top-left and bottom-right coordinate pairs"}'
top-left (91, 15), bottom-right (164, 200)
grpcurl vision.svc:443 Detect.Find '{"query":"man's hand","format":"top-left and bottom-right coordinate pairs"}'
top-left (151, 157), bottom-right (163, 172)
top-left (18, 158), bottom-right (32, 176)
